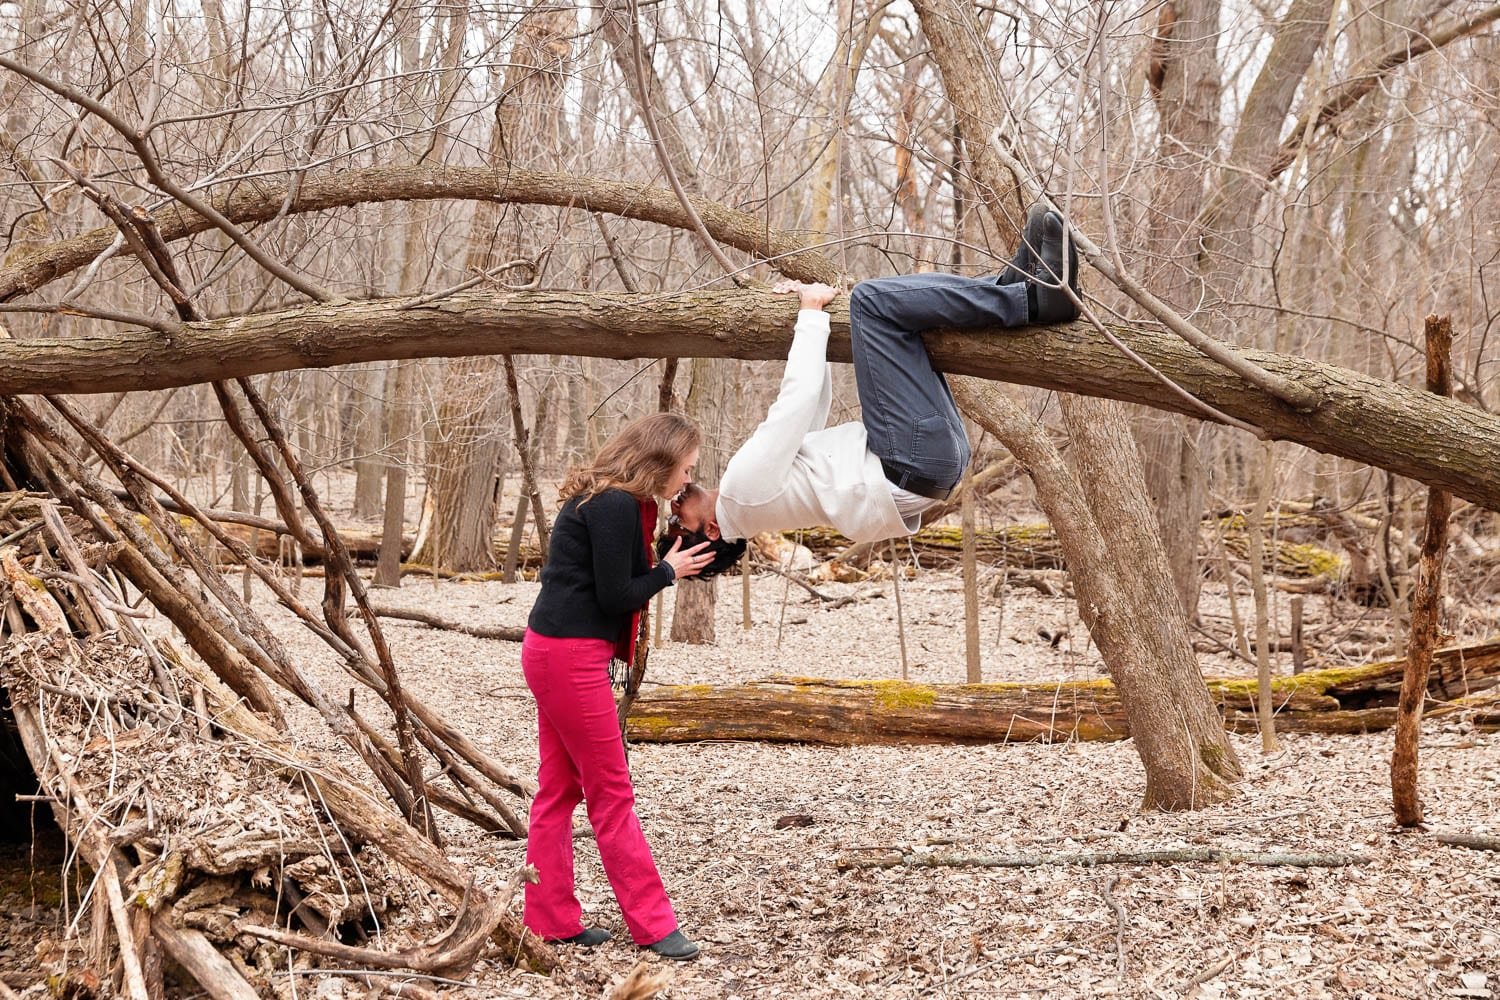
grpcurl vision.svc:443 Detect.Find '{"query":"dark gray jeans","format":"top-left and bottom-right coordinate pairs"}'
top-left (847, 274), bottom-right (1029, 490)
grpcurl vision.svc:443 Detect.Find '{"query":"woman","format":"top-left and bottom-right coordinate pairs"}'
top-left (522, 412), bottom-right (713, 961)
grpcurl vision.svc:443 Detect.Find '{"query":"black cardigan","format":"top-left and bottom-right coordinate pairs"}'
top-left (527, 488), bottom-right (675, 643)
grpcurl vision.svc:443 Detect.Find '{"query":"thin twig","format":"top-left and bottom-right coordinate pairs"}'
top-left (399, 252), bottom-right (550, 309)
top-left (0, 54), bottom-right (337, 303)
top-left (1100, 875), bottom-right (1128, 976)
top-left (623, 0), bottom-right (748, 287)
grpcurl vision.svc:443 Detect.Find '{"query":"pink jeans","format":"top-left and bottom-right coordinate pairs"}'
top-left (521, 629), bottom-right (678, 944)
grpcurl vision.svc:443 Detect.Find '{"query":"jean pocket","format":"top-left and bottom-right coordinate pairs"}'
top-left (909, 413), bottom-right (965, 483)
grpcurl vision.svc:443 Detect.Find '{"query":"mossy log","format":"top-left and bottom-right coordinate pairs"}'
top-left (626, 639), bottom-right (1500, 745)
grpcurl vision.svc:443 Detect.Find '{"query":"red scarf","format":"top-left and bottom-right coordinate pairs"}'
top-left (613, 497), bottom-right (658, 664)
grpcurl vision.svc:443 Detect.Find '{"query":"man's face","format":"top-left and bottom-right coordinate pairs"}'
top-left (668, 485), bottom-right (711, 536)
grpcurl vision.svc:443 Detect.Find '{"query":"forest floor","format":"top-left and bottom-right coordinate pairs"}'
top-left (253, 568), bottom-right (1500, 997)
top-left (4, 498), bottom-right (1500, 998)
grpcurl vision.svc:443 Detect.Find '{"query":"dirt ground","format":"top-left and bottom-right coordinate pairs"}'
top-left (4, 534), bottom-right (1499, 998)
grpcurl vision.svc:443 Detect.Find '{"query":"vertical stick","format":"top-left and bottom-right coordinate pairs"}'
top-left (961, 463), bottom-right (982, 683)
top-left (1246, 441), bottom-right (1280, 753)
top-left (741, 547), bottom-right (752, 630)
top-left (503, 356), bottom-right (549, 556)
top-left (1290, 596), bottom-right (1305, 674)
top-left (889, 538), bottom-right (909, 681)
top-left (1216, 524), bottom-right (1251, 659)
top-left (1392, 314), bottom-right (1453, 827)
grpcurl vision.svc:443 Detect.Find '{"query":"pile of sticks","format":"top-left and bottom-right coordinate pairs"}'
top-left (0, 393), bottom-right (557, 993)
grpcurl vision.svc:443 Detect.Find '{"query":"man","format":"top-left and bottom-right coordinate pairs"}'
top-left (668, 205), bottom-right (1079, 557)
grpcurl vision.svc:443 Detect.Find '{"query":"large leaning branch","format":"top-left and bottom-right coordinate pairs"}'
top-left (3, 287), bottom-right (1500, 510)
top-left (0, 165), bottom-right (840, 301)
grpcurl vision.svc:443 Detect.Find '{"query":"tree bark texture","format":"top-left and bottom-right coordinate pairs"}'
top-left (1138, 0), bottom-right (1225, 622)
top-left (670, 576), bottom-right (716, 644)
top-left (1059, 393), bottom-right (1245, 805)
top-left (909, 0), bottom-right (1026, 243)
top-left (952, 379), bottom-right (1241, 807)
top-left (1391, 314), bottom-right (1454, 826)
top-left (625, 640), bottom-right (1500, 746)
top-left (408, 359), bottom-right (506, 572)
top-left (410, 3), bottom-right (574, 574)
top-left (6, 289), bottom-right (1500, 511)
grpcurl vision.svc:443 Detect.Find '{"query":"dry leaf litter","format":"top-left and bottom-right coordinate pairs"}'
top-left (4, 510), bottom-right (1499, 999)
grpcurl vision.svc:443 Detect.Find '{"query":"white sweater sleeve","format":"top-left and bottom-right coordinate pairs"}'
top-left (718, 309), bottom-right (832, 505)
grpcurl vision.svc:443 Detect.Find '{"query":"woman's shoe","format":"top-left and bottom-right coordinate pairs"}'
top-left (645, 929), bottom-right (700, 960)
top-left (554, 927), bottom-right (612, 947)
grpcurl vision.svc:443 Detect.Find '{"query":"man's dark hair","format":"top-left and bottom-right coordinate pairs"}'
top-left (655, 532), bottom-right (747, 579)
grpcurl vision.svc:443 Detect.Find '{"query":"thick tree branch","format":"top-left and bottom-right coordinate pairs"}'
top-left (0, 166), bottom-right (840, 302)
top-left (3, 288), bottom-right (1500, 510)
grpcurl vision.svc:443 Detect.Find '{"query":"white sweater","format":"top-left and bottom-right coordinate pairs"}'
top-left (716, 309), bottom-right (911, 544)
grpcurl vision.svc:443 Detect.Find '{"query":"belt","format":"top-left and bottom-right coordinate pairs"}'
top-left (880, 458), bottom-right (955, 502)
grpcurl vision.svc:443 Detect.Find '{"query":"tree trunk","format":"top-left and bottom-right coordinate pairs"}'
top-left (912, 0), bottom-right (1240, 808)
top-left (1136, 0), bottom-right (1226, 623)
top-left (670, 576), bottom-right (716, 644)
top-left (374, 360), bottom-right (415, 587)
top-left (351, 362), bottom-right (387, 519)
top-left (410, 1), bottom-right (574, 573)
top-left (409, 360), bottom-right (505, 572)
top-left (1061, 394), bottom-right (1244, 807)
top-left (1391, 314), bottom-right (1454, 826)
top-left (671, 359), bottom-right (720, 638)
top-left (955, 380), bottom-right (1242, 808)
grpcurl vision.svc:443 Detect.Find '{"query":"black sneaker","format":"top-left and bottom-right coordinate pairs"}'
top-left (1029, 208), bottom-right (1080, 324)
top-left (645, 929), bottom-right (701, 961)
top-left (999, 203), bottom-right (1049, 285)
top-left (554, 927), bottom-right (612, 947)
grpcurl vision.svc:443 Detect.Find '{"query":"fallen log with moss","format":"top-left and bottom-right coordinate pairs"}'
top-left (626, 639), bottom-right (1500, 745)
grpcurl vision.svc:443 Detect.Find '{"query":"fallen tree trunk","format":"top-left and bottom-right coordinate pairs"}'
top-left (795, 511), bottom-right (1348, 578)
top-left (625, 639), bottom-right (1500, 745)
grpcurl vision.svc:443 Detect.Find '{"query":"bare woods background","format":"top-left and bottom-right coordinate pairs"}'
top-left (2, 0), bottom-right (1497, 603)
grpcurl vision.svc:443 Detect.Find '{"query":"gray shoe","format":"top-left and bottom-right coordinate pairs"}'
top-left (997, 204), bottom-right (1047, 285)
top-left (645, 928), bottom-right (700, 960)
top-left (1029, 209), bottom-right (1080, 324)
top-left (555, 927), bottom-right (612, 947)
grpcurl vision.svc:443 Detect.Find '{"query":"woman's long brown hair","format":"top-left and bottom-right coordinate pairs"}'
top-left (557, 412), bottom-right (699, 504)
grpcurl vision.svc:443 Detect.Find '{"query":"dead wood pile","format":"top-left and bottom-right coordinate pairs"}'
top-left (625, 639), bottom-right (1500, 746)
top-left (0, 391), bottom-right (554, 995)
top-left (792, 502), bottom-right (1500, 595)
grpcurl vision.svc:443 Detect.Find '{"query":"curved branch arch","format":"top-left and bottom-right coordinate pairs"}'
top-left (0, 166), bottom-right (840, 302)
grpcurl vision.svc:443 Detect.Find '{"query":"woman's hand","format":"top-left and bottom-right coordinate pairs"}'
top-left (661, 536), bottom-right (715, 579)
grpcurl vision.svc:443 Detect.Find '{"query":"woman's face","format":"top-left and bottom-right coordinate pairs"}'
top-left (665, 446), bottom-right (699, 498)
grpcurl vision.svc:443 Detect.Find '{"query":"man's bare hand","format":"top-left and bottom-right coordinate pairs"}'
top-left (772, 279), bottom-right (839, 311)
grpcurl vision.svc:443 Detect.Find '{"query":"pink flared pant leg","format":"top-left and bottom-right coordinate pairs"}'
top-left (521, 630), bottom-right (678, 945)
